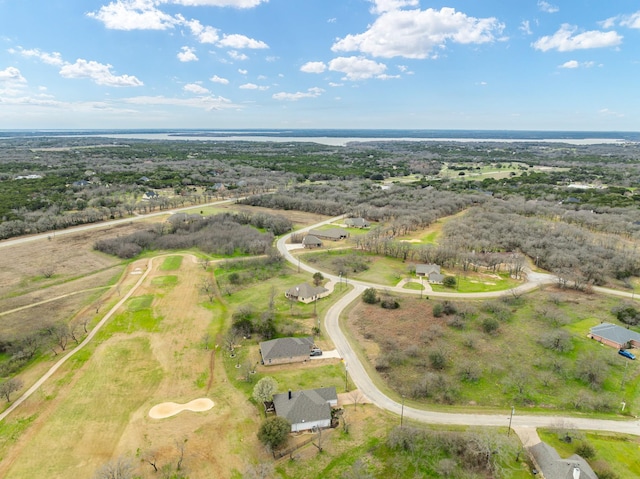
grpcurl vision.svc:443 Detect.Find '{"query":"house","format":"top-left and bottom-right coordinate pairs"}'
top-left (302, 235), bottom-right (323, 249)
top-left (588, 322), bottom-right (640, 349)
top-left (259, 336), bottom-right (314, 365)
top-left (142, 190), bottom-right (159, 200)
top-left (529, 442), bottom-right (597, 479)
top-left (285, 283), bottom-right (329, 303)
top-left (415, 264), bottom-right (444, 284)
top-left (272, 387), bottom-right (338, 432)
top-left (308, 228), bottom-right (349, 241)
top-left (344, 217), bottom-right (370, 228)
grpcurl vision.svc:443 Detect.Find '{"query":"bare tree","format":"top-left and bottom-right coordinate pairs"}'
top-left (139, 449), bottom-right (159, 472)
top-left (175, 438), bottom-right (188, 471)
top-left (349, 389), bottom-right (364, 411)
top-left (198, 258), bottom-right (210, 271)
top-left (40, 264), bottom-right (56, 279)
top-left (0, 378), bottom-right (23, 402)
top-left (93, 456), bottom-right (134, 479)
top-left (200, 278), bottom-right (216, 302)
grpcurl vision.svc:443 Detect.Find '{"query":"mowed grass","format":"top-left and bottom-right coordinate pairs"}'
top-left (103, 294), bottom-right (161, 333)
top-left (151, 275), bottom-right (178, 287)
top-left (4, 337), bottom-right (162, 479)
top-left (159, 255), bottom-right (183, 271)
top-left (431, 271), bottom-right (520, 293)
top-left (539, 429), bottom-right (640, 478)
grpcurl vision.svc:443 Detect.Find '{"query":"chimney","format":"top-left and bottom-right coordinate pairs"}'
top-left (288, 390), bottom-right (292, 400)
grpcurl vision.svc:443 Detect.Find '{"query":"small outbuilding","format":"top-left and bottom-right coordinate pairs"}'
top-left (344, 218), bottom-right (370, 228)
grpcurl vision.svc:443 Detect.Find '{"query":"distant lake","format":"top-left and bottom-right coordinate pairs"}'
top-left (1, 129), bottom-right (637, 146)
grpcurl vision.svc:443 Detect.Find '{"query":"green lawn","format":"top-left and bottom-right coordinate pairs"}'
top-left (430, 272), bottom-right (520, 293)
top-left (159, 255), bottom-right (183, 271)
top-left (539, 429), bottom-right (640, 478)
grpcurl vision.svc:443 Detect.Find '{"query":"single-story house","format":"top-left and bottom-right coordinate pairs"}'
top-left (308, 228), bottom-right (349, 241)
top-left (344, 217), bottom-right (370, 228)
top-left (285, 283), bottom-right (329, 303)
top-left (415, 264), bottom-right (444, 284)
top-left (529, 442), bottom-right (597, 479)
top-left (273, 387), bottom-right (338, 432)
top-left (142, 190), bottom-right (159, 200)
top-left (588, 322), bottom-right (640, 349)
top-left (302, 235), bottom-right (323, 249)
top-left (259, 337), bottom-right (314, 365)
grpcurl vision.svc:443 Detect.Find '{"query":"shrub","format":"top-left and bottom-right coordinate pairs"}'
top-left (481, 317), bottom-right (499, 334)
top-left (575, 441), bottom-right (595, 459)
top-left (381, 298), bottom-right (399, 309)
top-left (363, 288), bottom-right (378, 304)
top-left (442, 276), bottom-right (457, 288)
top-left (612, 303), bottom-right (640, 326)
top-left (258, 416), bottom-right (290, 449)
top-left (432, 303), bottom-right (444, 317)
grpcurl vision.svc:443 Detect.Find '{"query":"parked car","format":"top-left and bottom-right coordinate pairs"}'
top-left (310, 348), bottom-right (323, 357)
top-left (619, 349), bottom-right (636, 360)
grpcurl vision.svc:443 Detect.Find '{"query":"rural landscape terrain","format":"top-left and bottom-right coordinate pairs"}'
top-left (2, 133), bottom-right (640, 478)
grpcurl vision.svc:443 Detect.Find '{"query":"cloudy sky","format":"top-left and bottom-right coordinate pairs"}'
top-left (1, 0), bottom-right (639, 130)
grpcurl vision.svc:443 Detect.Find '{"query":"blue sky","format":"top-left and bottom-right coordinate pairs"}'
top-left (1, 0), bottom-right (639, 130)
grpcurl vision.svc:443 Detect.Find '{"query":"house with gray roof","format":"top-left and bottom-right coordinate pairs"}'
top-left (529, 442), bottom-right (597, 479)
top-left (302, 234), bottom-right (323, 249)
top-left (285, 283), bottom-right (329, 304)
top-left (259, 337), bottom-right (314, 366)
top-left (588, 322), bottom-right (640, 349)
top-left (308, 228), bottom-right (349, 241)
top-left (415, 264), bottom-right (444, 284)
top-left (273, 387), bottom-right (338, 432)
top-left (344, 217), bottom-right (370, 228)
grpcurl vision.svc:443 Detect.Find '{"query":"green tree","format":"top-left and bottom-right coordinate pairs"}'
top-left (362, 288), bottom-right (378, 304)
top-left (442, 276), bottom-right (457, 288)
top-left (252, 376), bottom-right (278, 404)
top-left (257, 416), bottom-right (290, 450)
top-left (313, 272), bottom-right (324, 286)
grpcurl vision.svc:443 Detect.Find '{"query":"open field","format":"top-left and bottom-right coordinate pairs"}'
top-left (347, 288), bottom-right (640, 415)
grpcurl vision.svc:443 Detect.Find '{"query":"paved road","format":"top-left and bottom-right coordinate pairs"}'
top-left (0, 198), bottom-right (239, 250)
top-left (276, 220), bottom-right (640, 440)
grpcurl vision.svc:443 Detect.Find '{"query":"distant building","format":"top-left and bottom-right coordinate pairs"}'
top-left (142, 190), bottom-right (159, 200)
top-left (302, 235), bottom-right (323, 249)
top-left (588, 322), bottom-right (640, 350)
top-left (285, 283), bottom-right (329, 303)
top-left (344, 218), bottom-right (370, 228)
top-left (308, 228), bottom-right (349, 241)
top-left (415, 264), bottom-right (444, 284)
top-left (273, 387), bottom-right (338, 432)
top-left (259, 337), bottom-right (314, 366)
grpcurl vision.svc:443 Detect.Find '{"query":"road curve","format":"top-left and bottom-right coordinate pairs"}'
top-left (276, 220), bottom-right (640, 438)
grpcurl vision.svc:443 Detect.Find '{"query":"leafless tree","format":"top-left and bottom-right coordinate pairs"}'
top-left (40, 264), bottom-right (56, 279)
top-left (93, 456), bottom-right (134, 479)
top-left (175, 438), bottom-right (188, 471)
top-left (139, 449), bottom-right (159, 472)
top-left (200, 278), bottom-right (216, 302)
top-left (198, 258), bottom-right (210, 271)
top-left (0, 378), bottom-right (23, 402)
top-left (349, 389), bottom-right (364, 411)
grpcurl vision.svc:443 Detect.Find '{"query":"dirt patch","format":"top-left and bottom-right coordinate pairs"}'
top-left (149, 398), bottom-right (214, 419)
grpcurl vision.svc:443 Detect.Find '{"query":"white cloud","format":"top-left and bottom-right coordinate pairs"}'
top-left (228, 50), bottom-right (249, 61)
top-left (332, 7), bottom-right (504, 59)
top-left (239, 83), bottom-right (269, 90)
top-left (183, 19), bottom-right (219, 43)
top-left (0, 66), bottom-right (26, 83)
top-left (210, 75), bottom-right (229, 84)
top-left (559, 60), bottom-right (595, 69)
top-left (124, 94), bottom-right (236, 111)
top-left (88, 0), bottom-right (178, 30)
top-left (533, 24), bottom-right (622, 52)
top-left (272, 87), bottom-right (324, 101)
top-left (537, 1), bottom-right (559, 13)
top-left (59, 59), bottom-right (143, 87)
top-left (217, 34), bottom-right (268, 49)
top-left (370, 0), bottom-right (419, 14)
top-left (238, 69), bottom-right (248, 74)
top-left (603, 11), bottom-right (640, 29)
top-left (376, 74), bottom-right (400, 80)
top-left (300, 61), bottom-right (326, 73)
top-left (13, 47), bottom-right (65, 66)
top-left (183, 83), bottom-right (209, 94)
top-left (328, 82), bottom-right (343, 87)
top-left (520, 20), bottom-right (532, 35)
top-left (165, 0), bottom-right (267, 7)
top-left (177, 46), bottom-right (198, 62)
top-left (328, 56), bottom-right (387, 81)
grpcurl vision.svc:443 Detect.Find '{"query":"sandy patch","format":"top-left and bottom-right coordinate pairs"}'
top-left (149, 398), bottom-right (214, 419)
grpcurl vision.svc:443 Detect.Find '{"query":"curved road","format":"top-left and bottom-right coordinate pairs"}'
top-left (276, 218), bottom-right (640, 440)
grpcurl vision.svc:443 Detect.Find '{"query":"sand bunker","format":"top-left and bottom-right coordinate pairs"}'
top-left (149, 398), bottom-right (214, 419)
